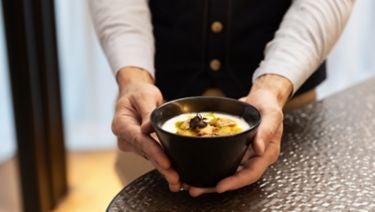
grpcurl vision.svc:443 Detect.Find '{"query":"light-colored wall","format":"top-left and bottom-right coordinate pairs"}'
top-left (318, 0), bottom-right (375, 98)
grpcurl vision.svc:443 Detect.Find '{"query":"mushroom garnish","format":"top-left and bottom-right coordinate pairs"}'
top-left (189, 113), bottom-right (207, 129)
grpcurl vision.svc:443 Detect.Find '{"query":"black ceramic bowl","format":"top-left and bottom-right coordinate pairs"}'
top-left (151, 96), bottom-right (261, 187)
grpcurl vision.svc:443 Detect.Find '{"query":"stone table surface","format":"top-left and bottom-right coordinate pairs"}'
top-left (107, 78), bottom-right (375, 212)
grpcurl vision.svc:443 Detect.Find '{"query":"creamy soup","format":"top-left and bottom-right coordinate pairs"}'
top-left (162, 112), bottom-right (250, 137)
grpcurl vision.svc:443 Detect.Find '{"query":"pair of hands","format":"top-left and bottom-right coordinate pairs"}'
top-left (112, 67), bottom-right (293, 197)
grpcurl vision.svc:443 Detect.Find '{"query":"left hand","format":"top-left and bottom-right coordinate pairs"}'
top-left (185, 74), bottom-right (293, 197)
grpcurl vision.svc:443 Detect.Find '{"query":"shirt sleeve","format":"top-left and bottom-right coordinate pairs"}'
top-left (88, 0), bottom-right (155, 77)
top-left (252, 0), bottom-right (355, 94)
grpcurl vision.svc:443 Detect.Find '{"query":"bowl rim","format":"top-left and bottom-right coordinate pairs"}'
top-left (150, 96), bottom-right (261, 140)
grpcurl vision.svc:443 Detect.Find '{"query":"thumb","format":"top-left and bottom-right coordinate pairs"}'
top-left (252, 135), bottom-right (266, 156)
top-left (253, 108), bottom-right (283, 155)
top-left (133, 94), bottom-right (162, 134)
top-left (141, 120), bottom-right (154, 134)
top-left (138, 105), bottom-right (155, 134)
top-left (238, 96), bottom-right (264, 154)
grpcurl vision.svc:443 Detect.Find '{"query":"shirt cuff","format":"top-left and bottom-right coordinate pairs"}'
top-left (103, 39), bottom-right (155, 78)
top-left (252, 62), bottom-right (310, 96)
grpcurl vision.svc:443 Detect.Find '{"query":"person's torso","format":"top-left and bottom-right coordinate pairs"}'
top-left (149, 0), bottom-right (326, 100)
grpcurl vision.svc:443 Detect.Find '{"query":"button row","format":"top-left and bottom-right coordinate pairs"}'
top-left (209, 21), bottom-right (223, 71)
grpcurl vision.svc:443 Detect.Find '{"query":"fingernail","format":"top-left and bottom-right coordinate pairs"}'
top-left (217, 186), bottom-right (228, 193)
top-left (218, 189), bottom-right (226, 194)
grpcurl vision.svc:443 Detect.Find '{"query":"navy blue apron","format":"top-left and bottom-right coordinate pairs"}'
top-left (149, 0), bottom-right (326, 100)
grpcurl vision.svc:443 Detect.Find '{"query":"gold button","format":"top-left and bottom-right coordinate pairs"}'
top-left (211, 21), bottom-right (223, 33)
top-left (210, 59), bottom-right (221, 71)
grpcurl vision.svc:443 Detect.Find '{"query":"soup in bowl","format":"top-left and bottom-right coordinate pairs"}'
top-left (151, 96), bottom-right (261, 187)
top-left (162, 112), bottom-right (250, 137)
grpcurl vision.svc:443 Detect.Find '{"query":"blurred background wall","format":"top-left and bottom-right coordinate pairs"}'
top-left (1, 0), bottom-right (375, 162)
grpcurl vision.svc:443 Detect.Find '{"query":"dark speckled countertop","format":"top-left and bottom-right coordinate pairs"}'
top-left (107, 78), bottom-right (375, 212)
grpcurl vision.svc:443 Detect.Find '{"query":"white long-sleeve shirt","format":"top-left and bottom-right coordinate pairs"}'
top-left (89, 0), bottom-right (354, 94)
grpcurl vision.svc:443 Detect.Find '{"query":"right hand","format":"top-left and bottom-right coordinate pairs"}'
top-left (111, 67), bottom-right (182, 192)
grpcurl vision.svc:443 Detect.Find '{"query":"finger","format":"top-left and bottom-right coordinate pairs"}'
top-left (169, 183), bottom-right (182, 192)
top-left (141, 121), bottom-right (154, 134)
top-left (119, 135), bottom-right (181, 191)
top-left (139, 133), bottom-right (171, 170)
top-left (118, 125), bottom-right (173, 171)
top-left (267, 125), bottom-right (283, 164)
top-left (117, 138), bottom-right (134, 152)
top-left (112, 109), bottom-right (138, 137)
top-left (163, 170), bottom-right (181, 192)
top-left (216, 142), bottom-right (280, 193)
top-left (124, 134), bottom-right (181, 190)
top-left (140, 147), bottom-right (180, 192)
top-left (188, 186), bottom-right (217, 197)
top-left (252, 136), bottom-right (266, 156)
top-left (132, 93), bottom-right (162, 128)
top-left (113, 107), bottom-right (181, 189)
top-left (240, 147), bottom-right (254, 164)
top-left (253, 108), bottom-right (283, 155)
top-left (138, 134), bottom-right (183, 189)
top-left (216, 157), bottom-right (266, 193)
top-left (159, 168), bottom-right (181, 192)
